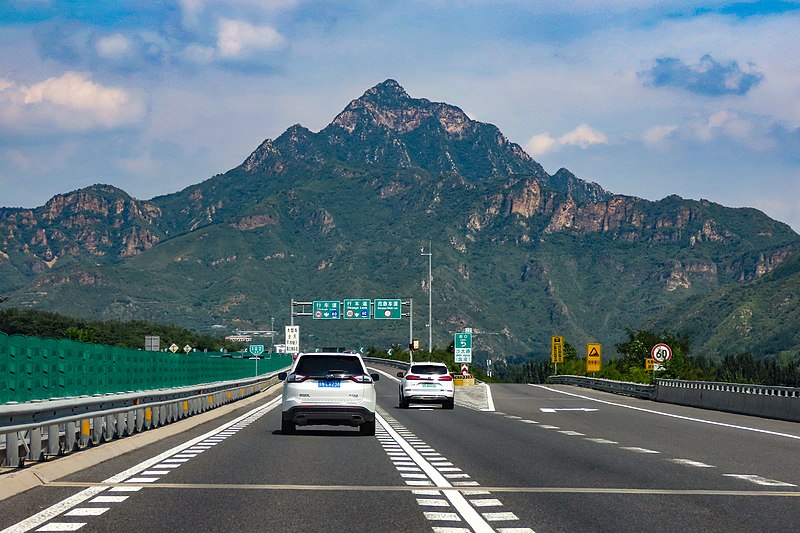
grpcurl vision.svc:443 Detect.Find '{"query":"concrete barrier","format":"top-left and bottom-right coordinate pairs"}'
top-left (654, 379), bottom-right (800, 422)
top-left (453, 375), bottom-right (475, 386)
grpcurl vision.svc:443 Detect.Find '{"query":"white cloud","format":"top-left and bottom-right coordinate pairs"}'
top-left (95, 33), bottom-right (131, 59)
top-left (216, 18), bottom-right (286, 58)
top-left (0, 71), bottom-right (145, 132)
top-left (525, 124), bottom-right (608, 156)
top-left (643, 124), bottom-right (678, 148)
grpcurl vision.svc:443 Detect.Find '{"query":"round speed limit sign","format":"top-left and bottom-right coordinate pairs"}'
top-left (651, 343), bottom-right (673, 364)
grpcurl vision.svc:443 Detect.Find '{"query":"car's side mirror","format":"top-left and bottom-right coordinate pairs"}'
top-left (396, 371), bottom-right (404, 378)
top-left (371, 373), bottom-right (380, 382)
top-left (278, 372), bottom-right (287, 380)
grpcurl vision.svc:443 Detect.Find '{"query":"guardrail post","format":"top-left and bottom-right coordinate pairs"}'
top-left (47, 424), bottom-right (60, 456)
top-left (65, 421), bottom-right (77, 451)
top-left (5, 431), bottom-right (20, 467)
top-left (126, 410), bottom-right (135, 436)
top-left (116, 412), bottom-right (127, 437)
top-left (29, 426), bottom-right (42, 461)
top-left (104, 415), bottom-right (115, 441)
top-left (81, 419), bottom-right (91, 447)
top-left (92, 416), bottom-right (103, 444)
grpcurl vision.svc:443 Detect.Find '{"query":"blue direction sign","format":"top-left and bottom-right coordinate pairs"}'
top-left (313, 300), bottom-right (341, 319)
top-left (344, 299), bottom-right (371, 319)
top-left (374, 299), bottom-right (401, 319)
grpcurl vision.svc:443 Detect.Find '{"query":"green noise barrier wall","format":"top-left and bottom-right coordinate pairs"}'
top-left (0, 331), bottom-right (291, 404)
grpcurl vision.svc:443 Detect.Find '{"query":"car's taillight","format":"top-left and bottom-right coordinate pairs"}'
top-left (438, 375), bottom-right (453, 381)
top-left (349, 374), bottom-right (373, 384)
top-left (286, 374), bottom-right (308, 383)
top-left (404, 374), bottom-right (421, 380)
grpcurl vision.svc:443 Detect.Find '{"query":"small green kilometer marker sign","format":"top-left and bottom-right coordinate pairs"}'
top-left (373, 299), bottom-right (401, 319)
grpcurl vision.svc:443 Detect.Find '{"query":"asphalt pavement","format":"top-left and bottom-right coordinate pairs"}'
top-left (2, 364), bottom-right (800, 532)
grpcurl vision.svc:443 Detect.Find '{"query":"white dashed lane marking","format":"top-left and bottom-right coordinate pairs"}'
top-left (5, 396), bottom-right (281, 533)
top-left (724, 475), bottom-right (797, 487)
top-left (377, 409), bottom-right (535, 532)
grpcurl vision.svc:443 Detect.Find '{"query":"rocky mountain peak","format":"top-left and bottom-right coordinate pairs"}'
top-left (331, 79), bottom-right (472, 136)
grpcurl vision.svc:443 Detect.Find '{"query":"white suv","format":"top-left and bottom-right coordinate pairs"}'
top-left (397, 362), bottom-right (454, 409)
top-left (279, 352), bottom-right (379, 435)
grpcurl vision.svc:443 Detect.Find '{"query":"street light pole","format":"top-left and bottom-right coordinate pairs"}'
top-left (420, 242), bottom-right (432, 354)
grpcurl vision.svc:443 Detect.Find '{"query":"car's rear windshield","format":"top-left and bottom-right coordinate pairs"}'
top-left (295, 355), bottom-right (365, 376)
top-left (410, 364), bottom-right (448, 375)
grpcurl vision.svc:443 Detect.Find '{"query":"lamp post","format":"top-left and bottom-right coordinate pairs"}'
top-left (420, 243), bottom-right (432, 354)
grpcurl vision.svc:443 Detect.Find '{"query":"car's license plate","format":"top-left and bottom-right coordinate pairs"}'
top-left (318, 380), bottom-right (341, 388)
top-left (421, 383), bottom-right (437, 388)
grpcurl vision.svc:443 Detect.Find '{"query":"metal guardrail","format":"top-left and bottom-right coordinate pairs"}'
top-left (0, 368), bottom-right (289, 468)
top-left (363, 357), bottom-right (409, 371)
top-left (655, 378), bottom-right (800, 397)
top-left (547, 375), bottom-right (656, 399)
top-left (547, 375), bottom-right (800, 422)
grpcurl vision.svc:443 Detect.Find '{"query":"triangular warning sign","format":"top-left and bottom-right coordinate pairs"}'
top-left (589, 347), bottom-right (600, 357)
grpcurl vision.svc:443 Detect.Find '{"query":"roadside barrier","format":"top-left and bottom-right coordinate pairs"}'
top-left (0, 332), bottom-right (293, 468)
top-left (0, 332), bottom-right (291, 404)
top-left (547, 375), bottom-right (800, 422)
top-left (0, 371), bottom-right (288, 468)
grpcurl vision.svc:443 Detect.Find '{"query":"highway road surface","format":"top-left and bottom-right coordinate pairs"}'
top-left (3, 362), bottom-right (800, 532)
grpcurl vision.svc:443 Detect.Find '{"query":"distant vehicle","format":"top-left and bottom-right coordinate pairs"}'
top-left (279, 352), bottom-right (380, 435)
top-left (397, 362), bottom-right (454, 409)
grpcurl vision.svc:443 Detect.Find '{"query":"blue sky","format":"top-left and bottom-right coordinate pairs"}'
top-left (1, 0), bottom-right (799, 231)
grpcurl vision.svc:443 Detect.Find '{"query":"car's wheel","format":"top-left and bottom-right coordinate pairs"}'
top-left (399, 391), bottom-right (409, 409)
top-left (281, 419), bottom-right (295, 435)
top-left (360, 420), bottom-right (376, 436)
top-left (443, 398), bottom-right (454, 410)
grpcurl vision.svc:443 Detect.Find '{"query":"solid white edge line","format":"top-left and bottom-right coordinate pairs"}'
top-left (2, 395), bottom-right (283, 533)
top-left (483, 383), bottom-right (495, 412)
top-left (529, 384), bottom-right (800, 441)
top-left (376, 413), bottom-right (494, 533)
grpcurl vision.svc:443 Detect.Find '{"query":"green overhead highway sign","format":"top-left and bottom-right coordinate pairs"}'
top-left (313, 300), bottom-right (341, 319)
top-left (344, 299), bottom-right (371, 319)
top-left (374, 299), bottom-right (401, 319)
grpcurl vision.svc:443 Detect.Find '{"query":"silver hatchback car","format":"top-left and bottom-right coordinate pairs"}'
top-left (279, 352), bottom-right (380, 435)
top-left (397, 362), bottom-right (455, 409)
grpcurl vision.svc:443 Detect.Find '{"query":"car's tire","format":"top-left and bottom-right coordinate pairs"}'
top-left (443, 398), bottom-right (455, 410)
top-left (399, 391), bottom-right (409, 409)
top-left (360, 420), bottom-right (376, 436)
top-left (281, 419), bottom-right (295, 435)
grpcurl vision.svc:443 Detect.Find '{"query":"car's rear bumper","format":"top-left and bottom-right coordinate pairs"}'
top-left (282, 405), bottom-right (375, 427)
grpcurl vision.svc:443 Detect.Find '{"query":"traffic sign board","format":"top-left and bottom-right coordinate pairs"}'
top-left (169, 343), bottom-right (179, 354)
top-left (249, 344), bottom-right (265, 356)
top-left (313, 300), bottom-right (340, 319)
top-left (651, 343), bottom-right (672, 364)
top-left (343, 299), bottom-right (371, 319)
top-left (551, 336), bottom-right (564, 364)
top-left (586, 343), bottom-right (601, 373)
top-left (183, 344), bottom-right (192, 354)
top-left (374, 299), bottom-right (401, 319)
top-left (454, 332), bottom-right (473, 363)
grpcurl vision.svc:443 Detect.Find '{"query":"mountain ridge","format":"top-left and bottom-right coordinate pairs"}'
top-left (1, 80), bottom-right (798, 359)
